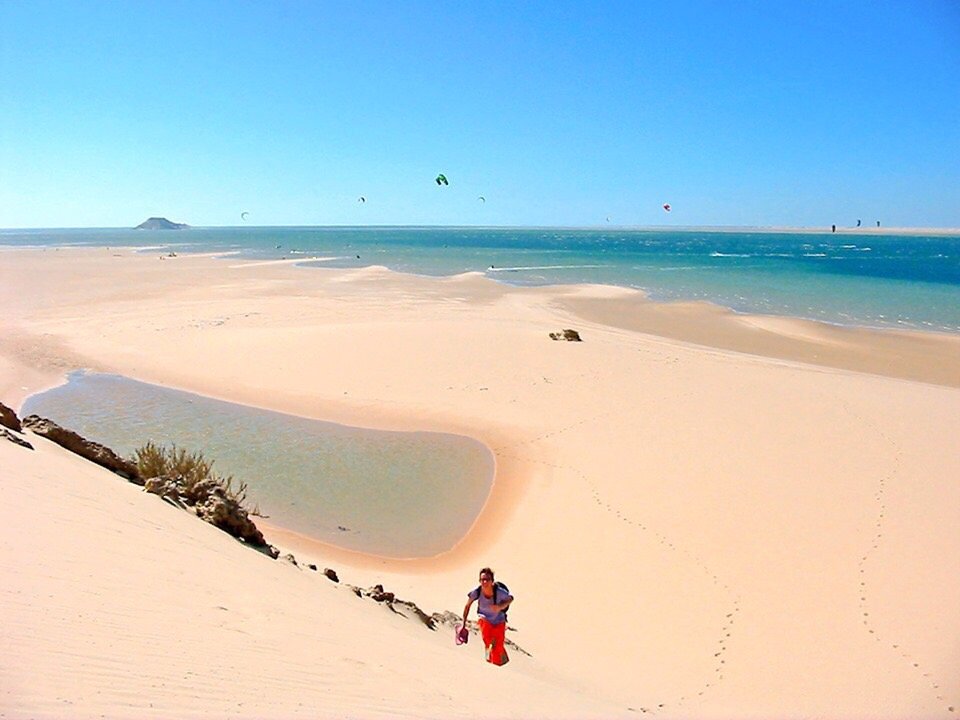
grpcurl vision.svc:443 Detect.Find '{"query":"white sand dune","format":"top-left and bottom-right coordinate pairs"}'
top-left (1, 247), bottom-right (958, 719)
top-left (0, 435), bottom-right (628, 719)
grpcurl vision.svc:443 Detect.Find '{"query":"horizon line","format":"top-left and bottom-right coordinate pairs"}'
top-left (3, 223), bottom-right (960, 235)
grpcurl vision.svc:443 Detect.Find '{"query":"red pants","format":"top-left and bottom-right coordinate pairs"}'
top-left (478, 618), bottom-right (509, 666)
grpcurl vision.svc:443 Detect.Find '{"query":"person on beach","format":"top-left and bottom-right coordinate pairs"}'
top-left (462, 567), bottom-right (513, 666)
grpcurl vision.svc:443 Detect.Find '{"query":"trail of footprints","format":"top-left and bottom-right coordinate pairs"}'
top-left (841, 400), bottom-right (956, 718)
top-left (494, 444), bottom-right (740, 714)
top-left (579, 464), bottom-right (742, 713)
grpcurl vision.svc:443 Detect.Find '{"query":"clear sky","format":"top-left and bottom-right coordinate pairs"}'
top-left (2, 1), bottom-right (959, 229)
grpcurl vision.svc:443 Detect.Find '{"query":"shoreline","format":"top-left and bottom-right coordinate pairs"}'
top-left (4, 234), bottom-right (960, 337)
top-left (2, 241), bottom-right (960, 339)
top-left (556, 288), bottom-right (960, 389)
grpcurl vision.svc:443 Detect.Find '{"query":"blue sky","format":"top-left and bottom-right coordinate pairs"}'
top-left (2, 1), bottom-right (959, 228)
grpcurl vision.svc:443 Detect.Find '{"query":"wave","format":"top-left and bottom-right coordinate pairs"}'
top-left (709, 252), bottom-right (752, 257)
top-left (486, 264), bottom-right (608, 272)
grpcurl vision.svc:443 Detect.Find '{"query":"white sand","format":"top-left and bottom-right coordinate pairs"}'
top-left (1, 247), bottom-right (958, 719)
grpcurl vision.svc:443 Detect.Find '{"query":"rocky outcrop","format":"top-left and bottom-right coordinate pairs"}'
top-left (1, 427), bottom-right (34, 450)
top-left (142, 472), bottom-right (278, 558)
top-left (362, 584), bottom-right (396, 604)
top-left (194, 489), bottom-right (271, 550)
top-left (285, 565), bottom-right (531, 654)
top-left (135, 217), bottom-right (189, 230)
top-left (0, 402), bottom-right (22, 432)
top-left (549, 328), bottom-right (582, 341)
top-left (21, 415), bottom-right (140, 481)
top-left (143, 475), bottom-right (183, 503)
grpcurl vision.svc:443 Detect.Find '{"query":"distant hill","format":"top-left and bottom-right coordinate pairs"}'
top-left (135, 217), bottom-right (189, 230)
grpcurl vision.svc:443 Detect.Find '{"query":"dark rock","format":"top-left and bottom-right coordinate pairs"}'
top-left (1, 427), bottom-right (33, 450)
top-left (135, 217), bottom-right (189, 230)
top-left (323, 568), bottom-right (339, 583)
top-left (282, 553), bottom-right (298, 566)
top-left (0, 401), bottom-right (22, 432)
top-left (21, 415), bottom-right (140, 481)
top-left (307, 564), bottom-right (318, 571)
top-left (549, 329), bottom-right (582, 342)
top-left (193, 487), bottom-right (270, 550)
top-left (364, 584), bottom-right (395, 603)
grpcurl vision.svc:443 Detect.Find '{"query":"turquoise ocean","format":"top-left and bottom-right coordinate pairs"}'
top-left (3, 225), bottom-right (959, 333)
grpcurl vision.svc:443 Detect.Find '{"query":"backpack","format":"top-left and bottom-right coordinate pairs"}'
top-left (476, 580), bottom-right (511, 619)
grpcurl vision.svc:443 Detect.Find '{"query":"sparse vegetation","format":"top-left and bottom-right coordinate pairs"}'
top-left (134, 442), bottom-right (214, 494)
top-left (132, 442), bottom-right (275, 556)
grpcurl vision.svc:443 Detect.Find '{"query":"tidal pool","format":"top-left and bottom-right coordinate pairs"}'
top-left (22, 372), bottom-right (494, 557)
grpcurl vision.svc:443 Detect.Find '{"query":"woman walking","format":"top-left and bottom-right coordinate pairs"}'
top-left (462, 567), bottom-right (513, 666)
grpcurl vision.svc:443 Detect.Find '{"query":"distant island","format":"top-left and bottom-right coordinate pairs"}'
top-left (135, 217), bottom-right (189, 230)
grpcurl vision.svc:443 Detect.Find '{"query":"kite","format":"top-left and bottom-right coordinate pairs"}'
top-left (435, 174), bottom-right (449, 186)
top-left (478, 196), bottom-right (485, 203)
top-left (358, 196), bottom-right (366, 203)
top-left (662, 204), bottom-right (671, 212)
top-left (240, 211), bottom-right (249, 221)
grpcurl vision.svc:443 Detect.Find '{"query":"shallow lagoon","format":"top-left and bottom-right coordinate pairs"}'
top-left (22, 372), bottom-right (494, 558)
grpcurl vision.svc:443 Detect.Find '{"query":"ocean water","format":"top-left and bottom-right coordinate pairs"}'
top-left (21, 372), bottom-right (494, 558)
top-left (3, 225), bottom-right (959, 332)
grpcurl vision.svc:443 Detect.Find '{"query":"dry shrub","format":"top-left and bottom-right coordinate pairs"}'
top-left (134, 442), bottom-right (215, 498)
top-left (132, 442), bottom-right (273, 554)
top-left (133, 441), bottom-right (172, 480)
